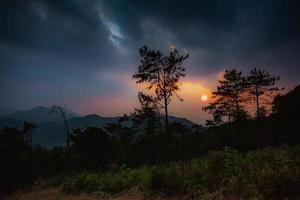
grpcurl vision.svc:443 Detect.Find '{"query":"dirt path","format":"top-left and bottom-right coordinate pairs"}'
top-left (4, 186), bottom-right (101, 200)
top-left (3, 186), bottom-right (178, 200)
top-left (4, 186), bottom-right (192, 200)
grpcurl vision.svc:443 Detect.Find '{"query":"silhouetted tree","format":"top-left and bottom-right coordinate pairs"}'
top-left (205, 110), bottom-right (223, 127)
top-left (133, 46), bottom-right (188, 133)
top-left (0, 127), bottom-right (27, 193)
top-left (133, 92), bottom-right (162, 133)
top-left (204, 69), bottom-right (247, 122)
top-left (271, 85), bottom-right (300, 144)
top-left (247, 68), bottom-right (280, 118)
top-left (50, 105), bottom-right (71, 171)
top-left (104, 116), bottom-right (133, 165)
top-left (50, 106), bottom-right (70, 150)
top-left (131, 92), bottom-right (163, 163)
top-left (71, 127), bottom-right (113, 169)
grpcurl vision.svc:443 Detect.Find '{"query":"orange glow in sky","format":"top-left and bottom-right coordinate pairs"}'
top-left (179, 81), bottom-right (211, 101)
top-left (168, 81), bottom-right (211, 123)
top-left (73, 78), bottom-right (213, 123)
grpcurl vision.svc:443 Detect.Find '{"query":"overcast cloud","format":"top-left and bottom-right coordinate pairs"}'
top-left (1, 0), bottom-right (299, 122)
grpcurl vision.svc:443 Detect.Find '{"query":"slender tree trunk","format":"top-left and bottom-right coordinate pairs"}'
top-left (163, 88), bottom-right (169, 161)
top-left (255, 86), bottom-right (260, 118)
top-left (164, 96), bottom-right (169, 161)
top-left (164, 101), bottom-right (168, 133)
top-left (157, 112), bottom-right (162, 133)
top-left (235, 98), bottom-right (240, 113)
top-left (235, 95), bottom-right (241, 120)
top-left (64, 117), bottom-right (70, 155)
top-left (30, 130), bottom-right (33, 191)
top-left (60, 109), bottom-right (71, 173)
top-left (228, 99), bottom-right (231, 123)
top-left (51, 106), bottom-right (71, 171)
top-left (27, 129), bottom-right (33, 192)
top-left (156, 112), bottom-right (162, 164)
top-left (233, 90), bottom-right (240, 112)
top-left (162, 72), bottom-right (169, 133)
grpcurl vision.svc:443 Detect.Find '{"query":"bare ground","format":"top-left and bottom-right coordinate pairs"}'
top-left (3, 185), bottom-right (190, 200)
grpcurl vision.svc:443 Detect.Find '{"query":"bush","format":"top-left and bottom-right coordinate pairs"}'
top-left (62, 172), bottom-right (101, 193)
top-left (146, 164), bottom-right (185, 193)
top-left (200, 147), bottom-right (242, 189)
top-left (243, 146), bottom-right (300, 199)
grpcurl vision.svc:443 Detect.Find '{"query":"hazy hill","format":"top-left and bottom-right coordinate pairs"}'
top-left (0, 106), bottom-right (80, 123)
top-left (0, 107), bottom-right (195, 147)
top-left (68, 114), bottom-right (119, 128)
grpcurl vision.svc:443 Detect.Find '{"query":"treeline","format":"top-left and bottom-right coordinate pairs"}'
top-left (1, 46), bottom-right (300, 196)
top-left (0, 125), bottom-right (55, 193)
top-left (204, 68), bottom-right (280, 124)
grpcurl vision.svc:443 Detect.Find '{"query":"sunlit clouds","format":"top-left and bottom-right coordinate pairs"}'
top-left (179, 81), bottom-right (211, 101)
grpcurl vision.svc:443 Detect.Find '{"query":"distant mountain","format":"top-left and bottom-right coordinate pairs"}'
top-left (0, 107), bottom-right (195, 147)
top-left (0, 106), bottom-right (80, 123)
top-left (168, 116), bottom-right (195, 127)
top-left (32, 115), bottom-right (120, 147)
top-left (68, 114), bottom-right (119, 128)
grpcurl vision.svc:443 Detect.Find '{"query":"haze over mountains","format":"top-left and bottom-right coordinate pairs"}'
top-left (0, 106), bottom-right (80, 123)
top-left (0, 106), bottom-right (194, 147)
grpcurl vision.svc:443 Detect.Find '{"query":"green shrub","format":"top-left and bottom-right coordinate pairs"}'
top-left (146, 164), bottom-right (185, 193)
top-left (243, 146), bottom-right (300, 199)
top-left (98, 173), bottom-right (123, 193)
top-left (185, 159), bottom-right (203, 186)
top-left (200, 147), bottom-right (242, 189)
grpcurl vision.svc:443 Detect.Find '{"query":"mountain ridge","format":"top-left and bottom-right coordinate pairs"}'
top-left (0, 106), bottom-right (195, 147)
top-left (0, 106), bottom-right (80, 123)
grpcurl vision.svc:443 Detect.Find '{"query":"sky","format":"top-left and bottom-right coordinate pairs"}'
top-left (0, 0), bottom-right (300, 123)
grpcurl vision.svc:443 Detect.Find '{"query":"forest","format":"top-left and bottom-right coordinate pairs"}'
top-left (1, 46), bottom-right (300, 200)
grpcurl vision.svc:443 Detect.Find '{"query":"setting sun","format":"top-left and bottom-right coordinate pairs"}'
top-left (201, 94), bottom-right (208, 102)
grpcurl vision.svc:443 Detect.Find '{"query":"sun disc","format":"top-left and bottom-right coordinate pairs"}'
top-left (201, 95), bottom-right (208, 102)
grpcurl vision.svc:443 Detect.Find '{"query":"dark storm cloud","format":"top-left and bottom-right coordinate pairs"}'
top-left (101, 0), bottom-right (300, 74)
top-left (0, 0), bottom-right (131, 113)
top-left (0, 0), bottom-right (299, 115)
top-left (102, 1), bottom-right (277, 40)
top-left (0, 0), bottom-right (120, 67)
top-left (1, 0), bottom-right (299, 68)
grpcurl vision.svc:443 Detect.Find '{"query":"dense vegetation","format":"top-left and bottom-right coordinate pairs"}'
top-left (1, 47), bottom-right (300, 199)
top-left (54, 146), bottom-right (300, 199)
